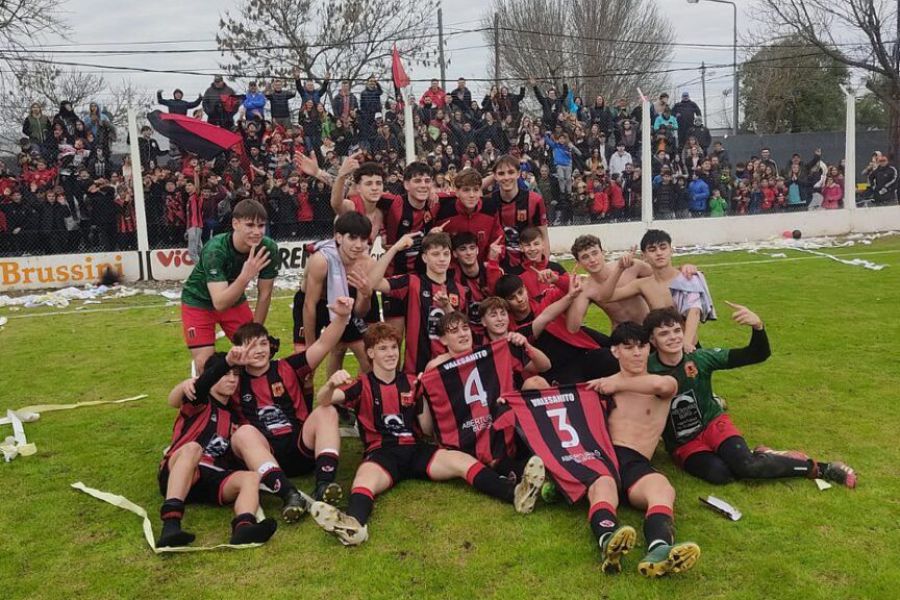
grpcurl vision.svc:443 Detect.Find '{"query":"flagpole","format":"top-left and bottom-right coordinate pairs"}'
top-left (404, 91), bottom-right (415, 165)
top-left (127, 108), bottom-right (150, 253)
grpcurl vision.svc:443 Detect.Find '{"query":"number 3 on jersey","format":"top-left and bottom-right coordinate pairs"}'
top-left (547, 407), bottom-right (580, 449)
top-left (464, 368), bottom-right (488, 407)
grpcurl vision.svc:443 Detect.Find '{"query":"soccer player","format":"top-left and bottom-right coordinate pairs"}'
top-left (495, 273), bottom-right (620, 383)
top-left (369, 231), bottom-right (470, 373)
top-left (587, 322), bottom-right (701, 577)
top-left (228, 296), bottom-right (355, 522)
top-left (644, 306), bottom-right (857, 487)
top-left (293, 212), bottom-right (380, 374)
top-left (485, 155), bottom-right (549, 269)
top-left (329, 153), bottom-right (385, 243)
top-left (479, 297), bottom-right (552, 388)
top-left (451, 232), bottom-right (503, 339)
top-left (308, 323), bottom-right (546, 546)
top-left (507, 226), bottom-right (569, 301)
top-left (180, 199), bottom-right (278, 371)
top-left (432, 167), bottom-right (503, 262)
top-left (158, 342), bottom-right (277, 547)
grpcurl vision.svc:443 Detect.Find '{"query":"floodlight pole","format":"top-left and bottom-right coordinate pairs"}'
top-left (638, 88), bottom-right (653, 226)
top-left (840, 86), bottom-right (857, 220)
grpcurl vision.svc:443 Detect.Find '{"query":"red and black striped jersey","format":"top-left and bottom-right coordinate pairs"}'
top-left (419, 339), bottom-right (517, 466)
top-left (512, 286), bottom-right (600, 350)
top-left (340, 371), bottom-right (421, 454)
top-left (433, 196), bottom-right (505, 262)
top-left (485, 189), bottom-right (547, 269)
top-left (164, 355), bottom-right (236, 469)
top-left (453, 262), bottom-right (503, 338)
top-left (495, 384), bottom-right (619, 503)
top-left (508, 258), bottom-right (569, 302)
top-left (377, 192), bottom-right (434, 275)
top-left (386, 272), bottom-right (470, 374)
top-left (230, 353), bottom-right (312, 441)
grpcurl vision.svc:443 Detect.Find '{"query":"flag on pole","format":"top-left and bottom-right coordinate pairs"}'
top-left (392, 44), bottom-right (410, 89)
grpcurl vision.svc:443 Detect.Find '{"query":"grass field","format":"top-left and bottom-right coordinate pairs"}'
top-left (2, 236), bottom-right (900, 600)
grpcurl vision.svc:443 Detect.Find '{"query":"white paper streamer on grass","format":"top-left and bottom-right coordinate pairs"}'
top-left (1, 410), bottom-right (37, 462)
top-left (71, 482), bottom-right (266, 554)
top-left (789, 247), bottom-right (888, 271)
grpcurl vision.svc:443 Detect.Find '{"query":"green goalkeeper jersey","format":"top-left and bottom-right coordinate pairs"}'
top-left (181, 233), bottom-right (279, 310)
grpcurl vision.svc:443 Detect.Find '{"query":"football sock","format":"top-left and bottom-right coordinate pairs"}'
top-left (465, 462), bottom-right (515, 503)
top-left (589, 502), bottom-right (618, 542)
top-left (258, 463), bottom-right (295, 500)
top-left (315, 451), bottom-right (339, 484)
top-left (157, 498), bottom-right (195, 547)
top-left (347, 487), bottom-right (375, 526)
top-left (230, 513), bottom-right (277, 545)
top-left (643, 505), bottom-right (675, 550)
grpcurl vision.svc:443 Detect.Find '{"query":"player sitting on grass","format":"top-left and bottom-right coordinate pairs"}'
top-left (479, 296), bottom-right (552, 388)
top-left (180, 199), bottom-right (278, 372)
top-left (587, 322), bottom-right (700, 578)
top-left (309, 323), bottom-right (545, 546)
top-left (158, 342), bottom-right (277, 547)
top-left (645, 306), bottom-right (857, 487)
top-left (227, 296), bottom-right (355, 522)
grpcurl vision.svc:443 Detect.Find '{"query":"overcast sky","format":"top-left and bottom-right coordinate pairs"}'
top-left (34, 0), bottom-right (765, 128)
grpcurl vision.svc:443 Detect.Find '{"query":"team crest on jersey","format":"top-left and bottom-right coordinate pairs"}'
top-left (271, 382), bottom-right (285, 397)
top-left (402, 219), bottom-right (411, 227)
top-left (684, 361), bottom-right (698, 378)
top-left (400, 392), bottom-right (414, 407)
top-left (448, 293), bottom-right (459, 307)
top-left (241, 393), bottom-right (254, 403)
top-left (516, 209), bottom-right (527, 222)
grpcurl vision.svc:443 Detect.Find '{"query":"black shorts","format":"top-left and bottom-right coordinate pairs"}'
top-left (292, 289), bottom-right (380, 344)
top-left (380, 294), bottom-right (405, 319)
top-left (537, 334), bottom-right (619, 384)
top-left (269, 429), bottom-right (316, 477)
top-left (614, 445), bottom-right (660, 501)
top-left (364, 443), bottom-right (439, 487)
top-left (158, 462), bottom-right (237, 506)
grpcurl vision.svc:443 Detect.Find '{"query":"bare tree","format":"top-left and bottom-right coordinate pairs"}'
top-left (754, 0), bottom-right (900, 159)
top-left (0, 0), bottom-right (67, 54)
top-left (483, 0), bottom-right (674, 104)
top-left (216, 0), bottom-right (441, 88)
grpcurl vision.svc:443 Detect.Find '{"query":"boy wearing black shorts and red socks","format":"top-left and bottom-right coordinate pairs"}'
top-left (309, 323), bottom-right (545, 546)
top-left (158, 341), bottom-right (277, 547)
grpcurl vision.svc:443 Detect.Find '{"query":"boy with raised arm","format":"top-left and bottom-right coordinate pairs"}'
top-left (369, 231), bottom-right (470, 373)
top-left (587, 322), bottom-right (700, 577)
top-left (645, 306), bottom-right (856, 487)
top-left (485, 155), bottom-right (550, 269)
top-left (329, 154), bottom-right (385, 242)
top-left (228, 296), bottom-right (355, 522)
top-left (180, 199), bottom-right (278, 371)
top-left (308, 323), bottom-right (545, 546)
top-left (507, 226), bottom-right (569, 301)
top-left (451, 232), bottom-right (504, 340)
top-left (158, 342), bottom-right (277, 547)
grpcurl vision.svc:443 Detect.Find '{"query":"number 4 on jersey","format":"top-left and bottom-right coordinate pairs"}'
top-left (464, 368), bottom-right (489, 407)
top-left (547, 407), bottom-right (580, 449)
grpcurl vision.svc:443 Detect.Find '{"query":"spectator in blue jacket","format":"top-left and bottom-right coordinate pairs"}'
top-left (688, 172), bottom-right (710, 217)
top-left (653, 106), bottom-right (679, 133)
top-left (544, 131), bottom-right (580, 203)
top-left (241, 81), bottom-right (267, 121)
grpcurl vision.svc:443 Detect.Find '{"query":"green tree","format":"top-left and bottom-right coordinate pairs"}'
top-left (739, 38), bottom-right (849, 133)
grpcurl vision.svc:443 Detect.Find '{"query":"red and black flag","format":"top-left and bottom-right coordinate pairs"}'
top-left (495, 384), bottom-right (619, 503)
top-left (391, 43), bottom-right (410, 89)
top-left (147, 110), bottom-right (242, 160)
top-left (419, 339), bottom-right (516, 465)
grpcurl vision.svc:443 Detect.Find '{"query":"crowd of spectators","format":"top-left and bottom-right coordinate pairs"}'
top-left (1, 73), bottom-right (897, 258)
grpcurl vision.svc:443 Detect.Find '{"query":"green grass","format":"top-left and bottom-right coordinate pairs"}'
top-left (2, 237), bottom-right (900, 599)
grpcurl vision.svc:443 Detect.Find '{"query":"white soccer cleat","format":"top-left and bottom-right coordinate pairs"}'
top-left (514, 456), bottom-right (546, 514)
top-left (310, 501), bottom-right (368, 546)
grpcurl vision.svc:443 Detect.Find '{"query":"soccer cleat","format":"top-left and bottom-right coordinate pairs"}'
top-left (309, 501), bottom-right (368, 546)
top-left (281, 489), bottom-right (309, 523)
top-left (513, 456), bottom-right (545, 514)
top-left (638, 542), bottom-right (701, 577)
top-left (753, 445), bottom-right (811, 462)
top-left (599, 525), bottom-right (637, 574)
top-left (314, 481), bottom-right (344, 505)
top-left (712, 394), bottom-right (728, 411)
top-left (821, 461), bottom-right (857, 489)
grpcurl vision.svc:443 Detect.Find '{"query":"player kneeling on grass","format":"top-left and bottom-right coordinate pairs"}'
top-left (645, 305), bottom-right (856, 487)
top-left (227, 296), bottom-right (355, 523)
top-left (310, 323), bottom-right (545, 546)
top-left (587, 322), bottom-right (700, 577)
top-left (158, 342), bottom-right (277, 547)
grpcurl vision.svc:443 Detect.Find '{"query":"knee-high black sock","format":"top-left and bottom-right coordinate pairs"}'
top-left (589, 501), bottom-right (618, 543)
top-left (347, 487), bottom-right (375, 525)
top-left (315, 452), bottom-right (339, 484)
top-left (465, 462), bottom-right (515, 503)
top-left (230, 512), bottom-right (277, 545)
top-left (644, 505), bottom-right (674, 550)
top-left (259, 463), bottom-right (295, 500)
top-left (160, 498), bottom-right (186, 534)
